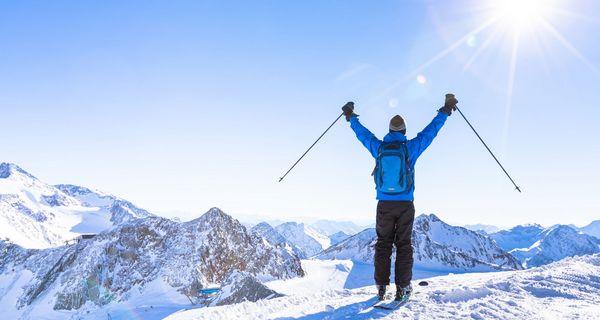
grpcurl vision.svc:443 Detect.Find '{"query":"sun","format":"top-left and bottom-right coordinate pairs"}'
top-left (490, 0), bottom-right (551, 32)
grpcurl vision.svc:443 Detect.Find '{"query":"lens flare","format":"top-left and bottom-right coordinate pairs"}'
top-left (490, 0), bottom-right (550, 32)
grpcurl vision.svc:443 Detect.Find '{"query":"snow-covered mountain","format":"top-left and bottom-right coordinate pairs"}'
top-left (489, 224), bottom-right (545, 252)
top-left (55, 184), bottom-right (153, 225)
top-left (579, 220), bottom-right (600, 239)
top-left (251, 222), bottom-right (306, 258)
top-left (166, 254), bottom-right (600, 320)
top-left (317, 214), bottom-right (522, 272)
top-left (274, 222), bottom-right (331, 257)
top-left (0, 163), bottom-right (153, 249)
top-left (491, 223), bottom-right (600, 267)
top-left (413, 214), bottom-right (521, 271)
top-left (310, 220), bottom-right (366, 236)
top-left (329, 231), bottom-right (351, 246)
top-left (508, 225), bottom-right (600, 267)
top-left (0, 207), bottom-right (304, 319)
top-left (463, 223), bottom-right (501, 234)
top-left (316, 228), bottom-right (377, 263)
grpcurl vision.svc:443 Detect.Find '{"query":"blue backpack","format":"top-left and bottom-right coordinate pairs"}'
top-left (372, 142), bottom-right (413, 194)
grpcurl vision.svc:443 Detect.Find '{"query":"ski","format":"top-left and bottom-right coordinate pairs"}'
top-left (373, 296), bottom-right (409, 310)
top-left (372, 299), bottom-right (387, 309)
top-left (371, 293), bottom-right (392, 308)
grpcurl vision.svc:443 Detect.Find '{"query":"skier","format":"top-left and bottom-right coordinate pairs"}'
top-left (342, 94), bottom-right (458, 303)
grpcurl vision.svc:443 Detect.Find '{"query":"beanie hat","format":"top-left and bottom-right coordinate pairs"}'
top-left (389, 115), bottom-right (406, 132)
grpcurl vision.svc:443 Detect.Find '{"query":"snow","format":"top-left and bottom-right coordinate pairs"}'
top-left (3, 162), bottom-right (600, 319)
top-left (580, 220), bottom-right (600, 239)
top-left (274, 222), bottom-right (331, 257)
top-left (318, 215), bottom-right (521, 272)
top-left (0, 207), bottom-right (303, 319)
top-left (463, 224), bottom-right (502, 234)
top-left (309, 220), bottom-right (366, 236)
top-left (266, 260), bottom-right (353, 295)
top-left (0, 269), bottom-right (34, 320)
top-left (266, 259), bottom-right (449, 297)
top-left (490, 224), bottom-right (545, 251)
top-left (328, 231), bottom-right (350, 246)
top-left (0, 163), bottom-right (153, 249)
top-left (496, 224), bottom-right (600, 267)
top-left (165, 254), bottom-right (600, 320)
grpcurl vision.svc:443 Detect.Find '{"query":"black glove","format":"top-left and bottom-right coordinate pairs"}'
top-left (438, 93), bottom-right (458, 116)
top-left (342, 101), bottom-right (358, 121)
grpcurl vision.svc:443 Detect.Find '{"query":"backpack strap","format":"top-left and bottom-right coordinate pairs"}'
top-left (372, 141), bottom-right (404, 176)
top-left (372, 143), bottom-right (385, 176)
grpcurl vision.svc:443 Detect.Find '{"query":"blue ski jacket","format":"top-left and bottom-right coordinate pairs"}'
top-left (349, 112), bottom-right (448, 201)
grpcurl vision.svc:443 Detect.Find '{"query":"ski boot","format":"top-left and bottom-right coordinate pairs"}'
top-left (395, 284), bottom-right (412, 301)
top-left (376, 284), bottom-right (387, 301)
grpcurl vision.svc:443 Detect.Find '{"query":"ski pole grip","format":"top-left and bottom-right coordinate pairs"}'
top-left (342, 101), bottom-right (354, 111)
top-left (444, 93), bottom-right (458, 107)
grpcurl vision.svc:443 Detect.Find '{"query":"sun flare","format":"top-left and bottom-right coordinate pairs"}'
top-left (490, 0), bottom-right (551, 32)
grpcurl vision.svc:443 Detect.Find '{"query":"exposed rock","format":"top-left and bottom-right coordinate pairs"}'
top-left (211, 271), bottom-right (282, 306)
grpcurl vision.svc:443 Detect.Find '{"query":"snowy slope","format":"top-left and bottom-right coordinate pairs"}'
top-left (165, 254), bottom-right (600, 320)
top-left (0, 163), bottom-right (153, 248)
top-left (274, 222), bottom-right (331, 257)
top-left (317, 214), bottom-right (521, 273)
top-left (55, 184), bottom-right (153, 226)
top-left (580, 220), bottom-right (600, 239)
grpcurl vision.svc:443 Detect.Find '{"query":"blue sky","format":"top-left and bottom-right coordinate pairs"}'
top-left (2, 0), bottom-right (599, 227)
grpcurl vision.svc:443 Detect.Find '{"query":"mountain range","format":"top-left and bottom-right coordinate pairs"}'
top-left (490, 223), bottom-right (600, 267)
top-left (2, 162), bottom-right (599, 319)
top-left (1, 207), bottom-right (303, 319)
top-left (0, 163), bottom-right (153, 248)
top-left (317, 214), bottom-right (522, 273)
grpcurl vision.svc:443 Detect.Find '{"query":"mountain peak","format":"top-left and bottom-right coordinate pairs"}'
top-left (253, 222), bottom-right (274, 230)
top-left (418, 213), bottom-right (442, 222)
top-left (205, 207), bottom-right (226, 218)
top-left (0, 162), bottom-right (34, 179)
top-left (546, 224), bottom-right (580, 236)
top-left (193, 207), bottom-right (239, 226)
top-left (278, 221), bottom-right (303, 228)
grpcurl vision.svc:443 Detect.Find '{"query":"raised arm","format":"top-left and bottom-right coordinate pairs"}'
top-left (408, 94), bottom-right (458, 160)
top-left (350, 117), bottom-right (382, 158)
top-left (342, 102), bottom-right (381, 158)
top-left (408, 112), bottom-right (448, 160)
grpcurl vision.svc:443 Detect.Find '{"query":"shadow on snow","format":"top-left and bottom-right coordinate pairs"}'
top-left (274, 296), bottom-right (393, 320)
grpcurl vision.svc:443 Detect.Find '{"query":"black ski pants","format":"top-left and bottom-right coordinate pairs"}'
top-left (374, 200), bottom-right (415, 287)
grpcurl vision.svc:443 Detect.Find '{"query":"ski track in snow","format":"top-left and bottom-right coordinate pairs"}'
top-left (165, 255), bottom-right (600, 320)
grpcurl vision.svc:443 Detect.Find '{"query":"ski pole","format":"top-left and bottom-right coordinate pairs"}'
top-left (279, 112), bottom-right (344, 183)
top-left (455, 106), bottom-right (521, 192)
